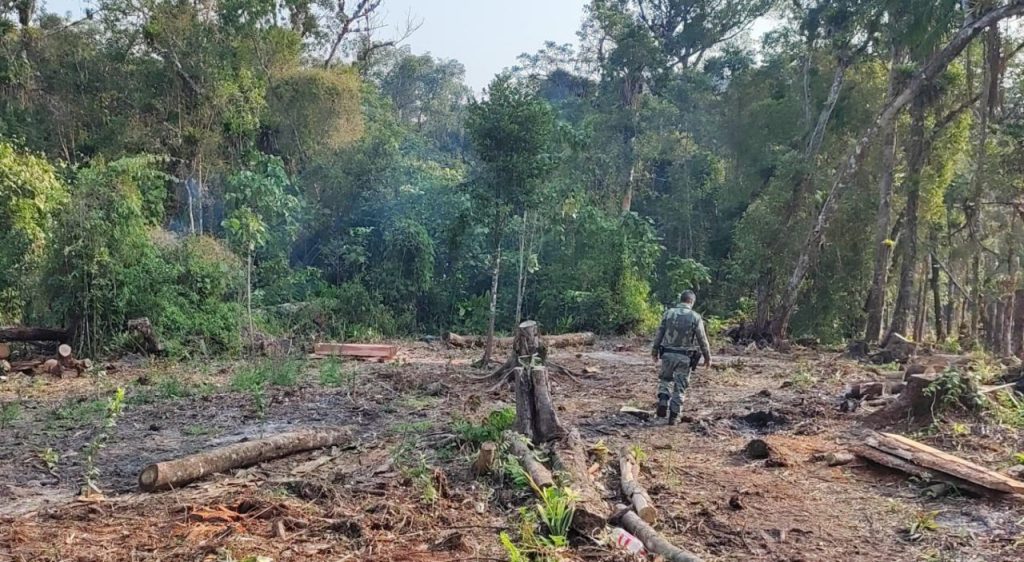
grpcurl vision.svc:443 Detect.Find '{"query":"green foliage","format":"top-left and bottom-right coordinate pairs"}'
top-left (454, 407), bottom-right (517, 445)
top-left (318, 358), bottom-right (356, 388)
top-left (266, 67), bottom-right (364, 163)
top-left (665, 257), bottom-right (712, 297)
top-left (0, 141), bottom-right (67, 322)
top-left (0, 401), bottom-right (21, 429)
top-left (924, 369), bottom-right (984, 415)
top-left (82, 387), bottom-right (126, 493)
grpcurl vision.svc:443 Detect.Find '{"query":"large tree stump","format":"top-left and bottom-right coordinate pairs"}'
top-left (139, 427), bottom-right (351, 491)
top-left (865, 373), bottom-right (980, 427)
top-left (477, 321), bottom-right (579, 389)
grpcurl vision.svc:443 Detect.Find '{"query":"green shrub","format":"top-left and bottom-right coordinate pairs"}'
top-left (454, 407), bottom-right (516, 445)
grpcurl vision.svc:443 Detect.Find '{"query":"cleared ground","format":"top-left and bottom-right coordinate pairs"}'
top-left (1, 339), bottom-right (1022, 561)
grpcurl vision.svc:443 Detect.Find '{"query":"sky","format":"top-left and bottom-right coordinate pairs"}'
top-left (41, 0), bottom-right (590, 92)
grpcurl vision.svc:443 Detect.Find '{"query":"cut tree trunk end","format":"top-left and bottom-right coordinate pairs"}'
top-left (612, 504), bottom-right (703, 562)
top-left (473, 442), bottom-right (497, 476)
top-left (0, 343), bottom-right (10, 360)
top-left (139, 427), bottom-right (351, 492)
top-left (619, 446), bottom-right (657, 523)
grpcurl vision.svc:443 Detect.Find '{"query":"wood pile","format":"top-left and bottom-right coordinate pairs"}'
top-left (312, 342), bottom-right (397, 362)
top-left (853, 431), bottom-right (1024, 496)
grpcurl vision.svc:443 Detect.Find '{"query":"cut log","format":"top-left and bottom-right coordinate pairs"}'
top-left (473, 442), bottom-right (497, 476)
top-left (619, 446), bottom-right (657, 523)
top-left (825, 451), bottom-right (855, 466)
top-left (504, 431), bottom-right (554, 489)
top-left (551, 429), bottom-right (608, 534)
top-left (865, 432), bottom-right (1024, 495)
top-left (611, 505), bottom-right (703, 562)
top-left (850, 445), bottom-right (989, 496)
top-left (38, 359), bottom-right (61, 377)
top-left (445, 331), bottom-right (595, 349)
top-left (56, 345), bottom-right (90, 375)
top-left (127, 318), bottom-right (165, 355)
top-left (0, 326), bottom-right (68, 343)
top-left (138, 427), bottom-right (351, 492)
top-left (0, 342), bottom-right (9, 360)
top-left (313, 343), bottom-right (397, 361)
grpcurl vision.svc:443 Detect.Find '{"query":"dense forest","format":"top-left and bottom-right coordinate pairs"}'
top-left (5, 0), bottom-right (1024, 358)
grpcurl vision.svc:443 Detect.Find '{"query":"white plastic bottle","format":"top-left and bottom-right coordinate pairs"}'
top-left (610, 527), bottom-right (647, 555)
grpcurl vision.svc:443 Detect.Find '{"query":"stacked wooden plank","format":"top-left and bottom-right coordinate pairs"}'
top-left (312, 343), bottom-right (397, 361)
top-left (854, 431), bottom-right (1024, 496)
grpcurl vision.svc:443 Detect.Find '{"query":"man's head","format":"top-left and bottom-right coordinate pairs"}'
top-left (679, 290), bottom-right (696, 305)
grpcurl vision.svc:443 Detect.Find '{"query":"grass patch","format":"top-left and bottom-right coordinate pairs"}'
top-left (0, 401), bottom-right (21, 429)
top-left (453, 406), bottom-right (516, 446)
top-left (395, 420), bottom-right (433, 434)
top-left (787, 368), bottom-right (818, 390)
top-left (50, 398), bottom-right (108, 428)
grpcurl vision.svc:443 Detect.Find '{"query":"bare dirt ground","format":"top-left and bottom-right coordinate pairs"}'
top-left (1, 338), bottom-right (1022, 561)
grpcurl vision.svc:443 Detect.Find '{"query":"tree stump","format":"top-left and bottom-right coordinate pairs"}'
top-left (477, 320), bottom-right (579, 389)
top-left (865, 373), bottom-right (980, 427)
top-left (127, 317), bottom-right (165, 355)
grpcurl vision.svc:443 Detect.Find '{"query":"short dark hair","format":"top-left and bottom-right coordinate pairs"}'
top-left (679, 290), bottom-right (696, 304)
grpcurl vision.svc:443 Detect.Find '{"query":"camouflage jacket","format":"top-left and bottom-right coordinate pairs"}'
top-left (651, 303), bottom-right (711, 357)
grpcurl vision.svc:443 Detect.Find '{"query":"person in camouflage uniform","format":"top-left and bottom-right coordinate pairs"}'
top-left (651, 290), bottom-right (711, 424)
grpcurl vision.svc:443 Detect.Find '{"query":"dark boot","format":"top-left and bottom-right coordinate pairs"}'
top-left (667, 414), bottom-right (677, 425)
top-left (656, 404), bottom-right (667, 418)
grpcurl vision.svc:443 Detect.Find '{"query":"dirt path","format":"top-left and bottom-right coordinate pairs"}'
top-left (1, 340), bottom-right (1022, 561)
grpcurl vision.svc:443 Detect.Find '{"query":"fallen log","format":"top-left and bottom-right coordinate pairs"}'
top-left (864, 431), bottom-right (1024, 495)
top-left (446, 330), bottom-right (595, 349)
top-left (138, 427), bottom-right (351, 492)
top-left (611, 504), bottom-right (702, 562)
top-left (551, 429), bottom-right (609, 534)
top-left (619, 446), bottom-right (657, 523)
top-left (850, 445), bottom-right (989, 496)
top-left (57, 344), bottom-right (91, 375)
top-left (0, 326), bottom-right (68, 343)
top-left (504, 431), bottom-right (554, 489)
top-left (313, 342), bottom-right (397, 361)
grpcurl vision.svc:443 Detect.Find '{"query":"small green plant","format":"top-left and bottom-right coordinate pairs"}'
top-left (992, 391), bottom-right (1024, 428)
top-left (629, 444), bottom-right (648, 466)
top-left (39, 448), bottom-right (59, 473)
top-left (925, 369), bottom-right (983, 415)
top-left (318, 358), bottom-right (352, 387)
top-left (49, 398), bottom-right (108, 429)
top-left (788, 368), bottom-right (817, 390)
top-left (0, 401), bottom-right (21, 429)
top-left (82, 387), bottom-right (126, 493)
top-left (156, 376), bottom-right (190, 399)
top-left (535, 485), bottom-right (577, 545)
top-left (454, 406), bottom-right (516, 445)
top-left (1013, 452), bottom-right (1024, 465)
top-left (501, 455), bottom-right (532, 489)
top-left (907, 510), bottom-right (940, 536)
top-left (950, 422), bottom-right (970, 437)
top-left (499, 531), bottom-right (528, 562)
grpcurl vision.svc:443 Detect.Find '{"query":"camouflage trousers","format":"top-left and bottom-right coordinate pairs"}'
top-left (657, 352), bottom-right (693, 417)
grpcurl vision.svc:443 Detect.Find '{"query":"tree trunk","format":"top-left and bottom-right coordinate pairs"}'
top-left (515, 210), bottom-right (528, 326)
top-left (864, 107), bottom-right (899, 343)
top-left (247, 250), bottom-right (255, 354)
top-left (913, 267), bottom-right (928, 344)
top-left (0, 327), bottom-right (69, 342)
top-left (769, 3), bottom-right (1024, 340)
top-left (482, 243), bottom-right (503, 364)
top-left (138, 427), bottom-right (351, 491)
top-left (931, 253), bottom-right (946, 341)
top-left (1013, 288), bottom-right (1024, 356)
top-left (885, 98), bottom-right (927, 346)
